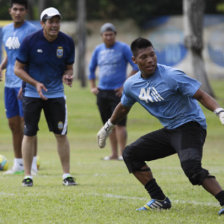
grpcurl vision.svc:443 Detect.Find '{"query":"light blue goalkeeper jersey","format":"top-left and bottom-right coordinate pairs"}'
top-left (88, 41), bottom-right (138, 90)
top-left (121, 64), bottom-right (207, 129)
top-left (2, 21), bottom-right (37, 88)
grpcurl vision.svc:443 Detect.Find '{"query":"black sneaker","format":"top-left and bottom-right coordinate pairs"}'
top-left (63, 176), bottom-right (77, 186)
top-left (136, 197), bottom-right (171, 211)
top-left (22, 177), bottom-right (33, 187)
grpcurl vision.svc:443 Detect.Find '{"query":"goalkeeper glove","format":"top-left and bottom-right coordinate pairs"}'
top-left (97, 119), bottom-right (114, 148)
top-left (214, 108), bottom-right (224, 125)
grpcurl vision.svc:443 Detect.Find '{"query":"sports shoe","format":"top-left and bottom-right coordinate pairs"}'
top-left (136, 197), bottom-right (171, 211)
top-left (22, 177), bottom-right (33, 187)
top-left (63, 176), bottom-right (77, 186)
top-left (118, 155), bottom-right (123, 161)
top-left (102, 156), bottom-right (123, 161)
top-left (218, 207), bottom-right (224, 215)
top-left (4, 165), bottom-right (24, 175)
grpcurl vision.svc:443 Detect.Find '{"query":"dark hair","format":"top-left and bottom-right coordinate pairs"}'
top-left (131, 37), bottom-right (153, 56)
top-left (10, 0), bottom-right (28, 9)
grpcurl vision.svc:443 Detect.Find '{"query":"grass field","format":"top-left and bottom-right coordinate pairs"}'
top-left (0, 80), bottom-right (224, 224)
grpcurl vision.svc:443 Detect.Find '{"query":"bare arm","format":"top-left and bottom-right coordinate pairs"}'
top-left (0, 56), bottom-right (8, 70)
top-left (194, 88), bottom-right (224, 125)
top-left (89, 79), bottom-right (99, 95)
top-left (14, 60), bottom-right (48, 100)
top-left (0, 56), bottom-right (8, 81)
top-left (110, 103), bottom-right (131, 124)
top-left (193, 88), bottom-right (220, 112)
top-left (62, 64), bottom-right (74, 87)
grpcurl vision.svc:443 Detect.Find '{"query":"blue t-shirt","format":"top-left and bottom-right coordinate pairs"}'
top-left (2, 21), bottom-right (37, 88)
top-left (16, 29), bottom-right (75, 98)
top-left (88, 41), bottom-right (138, 90)
top-left (121, 64), bottom-right (207, 129)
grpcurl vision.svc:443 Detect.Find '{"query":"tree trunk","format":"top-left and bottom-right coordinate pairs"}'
top-left (76, 0), bottom-right (87, 87)
top-left (183, 0), bottom-right (215, 96)
top-left (27, 0), bottom-right (35, 20)
top-left (38, 0), bottom-right (48, 15)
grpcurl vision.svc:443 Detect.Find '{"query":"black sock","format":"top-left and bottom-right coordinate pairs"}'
top-left (145, 178), bottom-right (166, 200)
top-left (215, 191), bottom-right (224, 206)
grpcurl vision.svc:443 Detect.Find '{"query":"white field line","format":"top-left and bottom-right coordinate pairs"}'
top-left (0, 192), bottom-right (15, 196)
top-left (0, 191), bottom-right (219, 207)
top-left (90, 192), bottom-right (219, 207)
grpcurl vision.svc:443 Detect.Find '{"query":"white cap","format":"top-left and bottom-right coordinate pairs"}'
top-left (40, 7), bottom-right (61, 21)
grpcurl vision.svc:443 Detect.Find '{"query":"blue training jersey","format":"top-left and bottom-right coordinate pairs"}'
top-left (88, 41), bottom-right (138, 90)
top-left (16, 29), bottom-right (75, 98)
top-left (2, 21), bottom-right (37, 88)
top-left (121, 64), bottom-right (207, 129)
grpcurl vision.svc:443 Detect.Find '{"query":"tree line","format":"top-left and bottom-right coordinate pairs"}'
top-left (0, 0), bottom-right (222, 93)
top-left (0, 0), bottom-right (223, 26)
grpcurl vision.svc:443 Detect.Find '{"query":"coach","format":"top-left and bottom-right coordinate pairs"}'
top-left (14, 7), bottom-right (76, 187)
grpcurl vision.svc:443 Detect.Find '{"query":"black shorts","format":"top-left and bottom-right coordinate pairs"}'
top-left (22, 96), bottom-right (68, 136)
top-left (97, 89), bottom-right (127, 126)
top-left (124, 121), bottom-right (207, 172)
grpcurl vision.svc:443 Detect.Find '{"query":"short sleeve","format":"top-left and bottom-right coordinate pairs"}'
top-left (16, 36), bottom-right (30, 64)
top-left (168, 70), bottom-right (201, 97)
top-left (121, 80), bottom-right (136, 107)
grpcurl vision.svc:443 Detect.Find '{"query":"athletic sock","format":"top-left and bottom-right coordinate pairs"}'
top-left (14, 158), bottom-right (24, 168)
top-left (31, 156), bottom-right (37, 171)
top-left (145, 178), bottom-right (166, 200)
top-left (63, 173), bottom-right (71, 180)
top-left (215, 191), bottom-right (224, 206)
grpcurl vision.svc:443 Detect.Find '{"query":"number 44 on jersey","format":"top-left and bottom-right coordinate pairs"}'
top-left (138, 87), bottom-right (164, 103)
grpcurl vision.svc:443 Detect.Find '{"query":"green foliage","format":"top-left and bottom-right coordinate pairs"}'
top-left (217, 2), bottom-right (224, 12)
top-left (0, 0), bottom-right (223, 25)
top-left (0, 80), bottom-right (224, 223)
top-left (47, 0), bottom-right (77, 21)
top-left (0, 0), bottom-right (11, 20)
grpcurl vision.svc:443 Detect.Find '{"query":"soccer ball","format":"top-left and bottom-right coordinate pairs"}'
top-left (0, 155), bottom-right (8, 171)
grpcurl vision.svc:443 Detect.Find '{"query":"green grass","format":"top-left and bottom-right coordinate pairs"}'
top-left (0, 80), bottom-right (224, 224)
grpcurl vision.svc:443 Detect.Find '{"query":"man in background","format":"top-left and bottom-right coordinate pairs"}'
top-left (89, 23), bottom-right (138, 160)
top-left (0, 0), bottom-right (38, 175)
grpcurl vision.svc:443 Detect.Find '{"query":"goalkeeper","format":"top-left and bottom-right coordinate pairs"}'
top-left (97, 37), bottom-right (224, 215)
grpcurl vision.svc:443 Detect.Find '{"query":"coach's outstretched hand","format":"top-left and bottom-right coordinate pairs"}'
top-left (214, 108), bottom-right (224, 125)
top-left (97, 119), bottom-right (114, 148)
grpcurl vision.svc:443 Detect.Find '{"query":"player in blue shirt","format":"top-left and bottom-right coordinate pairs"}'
top-left (89, 23), bottom-right (138, 160)
top-left (97, 37), bottom-right (224, 215)
top-left (0, 0), bottom-right (38, 175)
top-left (14, 7), bottom-right (76, 187)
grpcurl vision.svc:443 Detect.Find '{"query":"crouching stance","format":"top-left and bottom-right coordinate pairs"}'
top-left (97, 37), bottom-right (224, 215)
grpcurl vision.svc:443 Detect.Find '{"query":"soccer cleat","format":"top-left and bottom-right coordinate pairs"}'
top-left (22, 177), bottom-right (33, 187)
top-left (63, 176), bottom-right (77, 186)
top-left (4, 165), bottom-right (24, 175)
top-left (218, 207), bottom-right (224, 215)
top-left (136, 197), bottom-right (171, 211)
